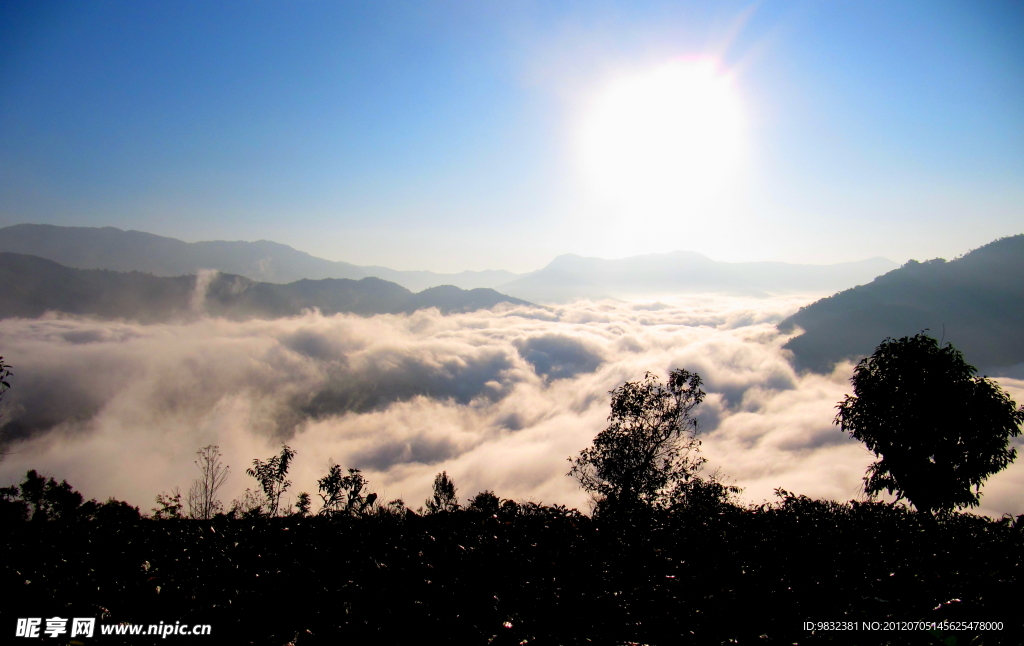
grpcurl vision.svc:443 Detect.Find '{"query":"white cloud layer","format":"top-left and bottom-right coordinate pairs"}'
top-left (2, 295), bottom-right (1022, 518)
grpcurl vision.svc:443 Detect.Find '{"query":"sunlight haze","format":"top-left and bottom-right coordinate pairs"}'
top-left (1, 1), bottom-right (1021, 271)
top-left (572, 57), bottom-right (747, 256)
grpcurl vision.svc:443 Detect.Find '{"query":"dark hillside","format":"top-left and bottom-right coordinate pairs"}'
top-left (203, 275), bottom-right (415, 318)
top-left (0, 253), bottom-right (530, 322)
top-left (0, 252), bottom-right (195, 322)
top-left (404, 285), bottom-right (526, 314)
top-left (0, 223), bottom-right (367, 282)
top-left (779, 235), bottom-right (1024, 373)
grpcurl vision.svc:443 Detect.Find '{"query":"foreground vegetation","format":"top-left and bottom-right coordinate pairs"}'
top-left (2, 477), bottom-right (1022, 645)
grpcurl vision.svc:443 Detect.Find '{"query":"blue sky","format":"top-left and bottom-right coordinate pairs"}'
top-left (1, 0), bottom-right (1022, 272)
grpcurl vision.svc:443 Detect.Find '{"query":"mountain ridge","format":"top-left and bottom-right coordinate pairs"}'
top-left (496, 250), bottom-right (897, 302)
top-left (778, 234), bottom-right (1024, 374)
top-left (0, 224), bottom-right (519, 291)
top-left (0, 224), bottom-right (899, 301)
top-left (0, 252), bottom-right (531, 322)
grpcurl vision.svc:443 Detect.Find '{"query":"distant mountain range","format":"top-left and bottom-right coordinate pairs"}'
top-left (4, 223), bottom-right (1021, 375)
top-left (0, 253), bottom-right (530, 322)
top-left (496, 251), bottom-right (897, 302)
top-left (779, 235), bottom-right (1024, 374)
top-left (0, 224), bottom-right (898, 301)
top-left (0, 224), bottom-right (519, 292)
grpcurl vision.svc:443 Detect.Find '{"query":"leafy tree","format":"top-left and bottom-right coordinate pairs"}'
top-left (467, 490), bottom-right (501, 515)
top-left (568, 369), bottom-right (706, 512)
top-left (246, 444), bottom-right (296, 517)
top-left (0, 484), bottom-right (28, 522)
top-left (19, 469), bottom-right (85, 521)
top-left (382, 498), bottom-right (408, 518)
top-left (91, 498), bottom-right (141, 522)
top-left (318, 463), bottom-right (377, 516)
top-left (317, 462), bottom-right (346, 514)
top-left (152, 487), bottom-right (184, 519)
top-left (668, 468), bottom-right (742, 513)
top-left (294, 492), bottom-right (312, 517)
top-left (835, 333), bottom-right (1024, 514)
top-left (2, 473), bottom-right (136, 523)
top-left (187, 445), bottom-right (230, 519)
top-left (425, 471), bottom-right (459, 513)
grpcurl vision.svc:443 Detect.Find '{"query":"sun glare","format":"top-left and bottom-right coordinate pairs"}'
top-left (576, 59), bottom-right (745, 212)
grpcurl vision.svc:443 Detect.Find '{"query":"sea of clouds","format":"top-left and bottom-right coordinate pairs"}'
top-left (2, 294), bottom-right (1022, 518)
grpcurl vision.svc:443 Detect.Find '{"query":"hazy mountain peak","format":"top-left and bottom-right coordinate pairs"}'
top-left (546, 249), bottom-right (714, 268)
top-left (0, 224), bottom-right (905, 304)
top-left (497, 248), bottom-right (898, 303)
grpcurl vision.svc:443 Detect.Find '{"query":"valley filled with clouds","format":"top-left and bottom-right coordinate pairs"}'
top-left (2, 294), bottom-right (1022, 518)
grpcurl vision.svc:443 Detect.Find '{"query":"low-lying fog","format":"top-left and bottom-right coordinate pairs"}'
top-left (2, 294), bottom-right (1022, 518)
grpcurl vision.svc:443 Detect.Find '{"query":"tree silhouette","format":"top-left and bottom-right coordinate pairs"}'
top-left (317, 461), bottom-right (346, 515)
top-left (317, 463), bottom-right (377, 516)
top-left (835, 333), bottom-right (1024, 514)
top-left (467, 490), bottom-right (501, 515)
top-left (0, 356), bottom-right (11, 461)
top-left (246, 444), bottom-right (296, 517)
top-left (669, 468), bottom-right (742, 513)
top-left (425, 471), bottom-right (459, 513)
top-left (187, 445), bottom-right (230, 519)
top-left (19, 469), bottom-right (84, 521)
top-left (568, 369), bottom-right (706, 512)
top-left (0, 355), bottom-right (11, 410)
top-left (152, 487), bottom-right (184, 519)
top-left (294, 492), bottom-right (312, 516)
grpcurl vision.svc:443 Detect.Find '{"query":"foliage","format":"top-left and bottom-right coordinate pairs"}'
top-left (245, 444), bottom-right (296, 517)
top-left (317, 463), bottom-right (377, 516)
top-left (294, 492), bottom-right (312, 517)
top-left (89, 497), bottom-right (142, 523)
top-left (5, 479), bottom-right (1021, 646)
top-left (0, 484), bottom-right (27, 522)
top-left (424, 470), bottom-right (459, 513)
top-left (152, 487), bottom-right (184, 520)
top-left (0, 470), bottom-right (137, 523)
top-left (835, 333), bottom-right (1024, 514)
top-left (187, 445), bottom-right (230, 519)
top-left (384, 498), bottom-right (407, 517)
top-left (5, 461), bottom-right (1024, 645)
top-left (568, 369), bottom-right (706, 512)
top-left (0, 355), bottom-right (11, 460)
top-left (18, 469), bottom-right (85, 521)
top-left (467, 490), bottom-right (501, 515)
top-left (0, 355), bottom-right (10, 410)
top-left (667, 469), bottom-right (743, 513)
top-left (229, 488), bottom-right (265, 518)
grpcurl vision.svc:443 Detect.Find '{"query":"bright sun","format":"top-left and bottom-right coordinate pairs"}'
top-left (576, 59), bottom-right (745, 211)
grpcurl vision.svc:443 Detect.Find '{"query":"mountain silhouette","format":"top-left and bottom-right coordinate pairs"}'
top-left (0, 224), bottom-right (897, 301)
top-left (0, 253), bottom-right (531, 322)
top-left (0, 224), bottom-right (519, 291)
top-left (496, 251), bottom-right (897, 302)
top-left (779, 235), bottom-right (1024, 374)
